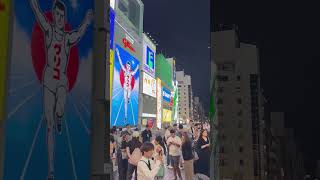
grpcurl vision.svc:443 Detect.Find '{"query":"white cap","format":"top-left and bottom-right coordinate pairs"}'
top-left (132, 131), bottom-right (140, 138)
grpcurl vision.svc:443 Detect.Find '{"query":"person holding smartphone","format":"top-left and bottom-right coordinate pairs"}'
top-left (167, 129), bottom-right (182, 180)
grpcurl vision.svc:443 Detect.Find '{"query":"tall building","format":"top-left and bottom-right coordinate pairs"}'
top-left (176, 70), bottom-right (193, 123)
top-left (266, 112), bottom-right (305, 180)
top-left (194, 96), bottom-right (205, 122)
top-left (212, 26), bottom-right (266, 180)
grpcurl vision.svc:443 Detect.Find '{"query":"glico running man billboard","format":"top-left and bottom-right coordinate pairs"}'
top-left (111, 44), bottom-right (140, 127)
top-left (3, 0), bottom-right (93, 179)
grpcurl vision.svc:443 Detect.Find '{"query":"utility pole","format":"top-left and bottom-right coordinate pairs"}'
top-left (90, 0), bottom-right (111, 179)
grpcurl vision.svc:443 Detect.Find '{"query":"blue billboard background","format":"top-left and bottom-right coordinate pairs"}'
top-left (110, 8), bottom-right (115, 50)
top-left (163, 88), bottom-right (171, 103)
top-left (3, 0), bottom-right (93, 179)
top-left (111, 44), bottom-right (140, 127)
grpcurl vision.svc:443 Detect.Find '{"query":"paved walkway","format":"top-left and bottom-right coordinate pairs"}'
top-left (113, 166), bottom-right (209, 180)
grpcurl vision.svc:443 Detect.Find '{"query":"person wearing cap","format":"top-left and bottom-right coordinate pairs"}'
top-left (126, 131), bottom-right (142, 180)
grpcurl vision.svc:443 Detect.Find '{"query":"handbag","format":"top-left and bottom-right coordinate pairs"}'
top-left (156, 164), bottom-right (165, 177)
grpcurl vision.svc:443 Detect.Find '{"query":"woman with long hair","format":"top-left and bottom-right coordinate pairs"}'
top-left (126, 131), bottom-right (142, 180)
top-left (181, 132), bottom-right (194, 180)
top-left (153, 136), bottom-right (166, 180)
top-left (194, 129), bottom-right (210, 177)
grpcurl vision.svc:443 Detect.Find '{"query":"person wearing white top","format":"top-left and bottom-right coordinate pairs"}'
top-left (166, 129), bottom-right (182, 180)
top-left (137, 142), bottom-right (163, 180)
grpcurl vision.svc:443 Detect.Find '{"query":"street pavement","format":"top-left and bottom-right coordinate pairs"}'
top-left (113, 166), bottom-right (209, 180)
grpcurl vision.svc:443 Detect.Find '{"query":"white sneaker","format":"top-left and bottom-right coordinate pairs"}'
top-left (167, 165), bottom-right (173, 169)
top-left (179, 166), bottom-right (184, 170)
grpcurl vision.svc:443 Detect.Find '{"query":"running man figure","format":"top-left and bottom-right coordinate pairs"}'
top-left (115, 48), bottom-right (139, 125)
top-left (30, 0), bottom-right (92, 179)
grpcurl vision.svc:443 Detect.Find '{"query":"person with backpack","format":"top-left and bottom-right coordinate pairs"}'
top-left (137, 142), bottom-right (163, 180)
top-left (126, 131), bottom-right (142, 180)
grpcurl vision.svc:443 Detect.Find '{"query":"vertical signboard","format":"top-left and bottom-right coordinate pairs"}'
top-left (142, 35), bottom-right (156, 77)
top-left (110, 45), bottom-right (140, 126)
top-left (156, 78), bottom-right (162, 129)
top-left (109, 8), bottom-right (115, 99)
top-left (3, 0), bottom-right (93, 179)
top-left (0, 0), bottom-right (10, 121)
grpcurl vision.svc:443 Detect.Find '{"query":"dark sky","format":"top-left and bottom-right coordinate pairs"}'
top-left (213, 0), bottom-right (320, 172)
top-left (141, 0), bottom-right (211, 112)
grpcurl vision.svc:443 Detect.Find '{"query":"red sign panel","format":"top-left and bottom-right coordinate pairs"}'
top-left (122, 38), bottom-right (136, 52)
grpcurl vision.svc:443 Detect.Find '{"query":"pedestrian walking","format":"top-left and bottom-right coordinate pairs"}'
top-left (181, 132), bottom-right (194, 180)
top-left (118, 131), bottom-right (130, 180)
top-left (126, 131), bottom-right (143, 180)
top-left (164, 125), bottom-right (172, 168)
top-left (137, 142), bottom-right (163, 180)
top-left (153, 136), bottom-right (165, 180)
top-left (177, 124), bottom-right (184, 170)
top-left (194, 129), bottom-right (210, 177)
top-left (167, 129), bottom-right (182, 180)
top-left (142, 124), bottom-right (152, 143)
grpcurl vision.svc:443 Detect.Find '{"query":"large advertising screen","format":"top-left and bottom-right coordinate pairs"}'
top-left (156, 54), bottom-right (173, 89)
top-left (3, 0), bottom-right (93, 179)
top-left (156, 78), bottom-right (162, 129)
top-left (142, 72), bottom-right (156, 98)
top-left (111, 44), bottom-right (140, 126)
top-left (0, 0), bottom-right (10, 122)
top-left (143, 42), bottom-right (155, 77)
top-left (162, 109), bottom-right (172, 122)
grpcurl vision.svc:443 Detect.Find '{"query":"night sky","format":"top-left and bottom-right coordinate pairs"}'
top-left (141, 0), bottom-right (211, 112)
top-left (214, 0), bottom-right (320, 172)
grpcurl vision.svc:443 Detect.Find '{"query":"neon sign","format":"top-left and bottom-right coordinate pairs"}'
top-left (122, 38), bottom-right (135, 52)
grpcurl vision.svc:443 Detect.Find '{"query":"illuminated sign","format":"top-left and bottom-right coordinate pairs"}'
top-left (143, 43), bottom-right (156, 77)
top-left (163, 109), bottom-right (172, 122)
top-left (156, 78), bottom-right (162, 129)
top-left (162, 88), bottom-right (171, 103)
top-left (142, 72), bottom-right (156, 98)
top-left (110, 8), bottom-right (115, 49)
top-left (110, 0), bottom-right (115, 9)
top-left (122, 38), bottom-right (135, 52)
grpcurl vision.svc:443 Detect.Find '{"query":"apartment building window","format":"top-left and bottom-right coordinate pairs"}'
top-left (237, 98), bottom-right (242, 104)
top-left (216, 75), bottom-right (229, 81)
top-left (240, 160), bottom-right (244, 166)
top-left (220, 146), bottom-right (225, 153)
top-left (239, 146), bottom-right (243, 153)
top-left (237, 110), bottom-right (243, 116)
top-left (217, 98), bottom-right (223, 104)
top-left (238, 121), bottom-right (242, 128)
top-left (218, 87), bottom-right (224, 93)
top-left (237, 75), bottom-right (241, 81)
top-left (219, 159), bottom-right (225, 166)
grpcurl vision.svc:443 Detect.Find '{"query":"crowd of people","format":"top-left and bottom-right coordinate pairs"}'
top-left (110, 121), bottom-right (211, 180)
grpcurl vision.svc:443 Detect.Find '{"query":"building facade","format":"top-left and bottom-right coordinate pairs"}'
top-left (176, 70), bottom-right (193, 124)
top-left (212, 26), bottom-right (266, 180)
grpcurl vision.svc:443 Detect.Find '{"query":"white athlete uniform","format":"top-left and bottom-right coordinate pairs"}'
top-left (44, 29), bottom-right (69, 93)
